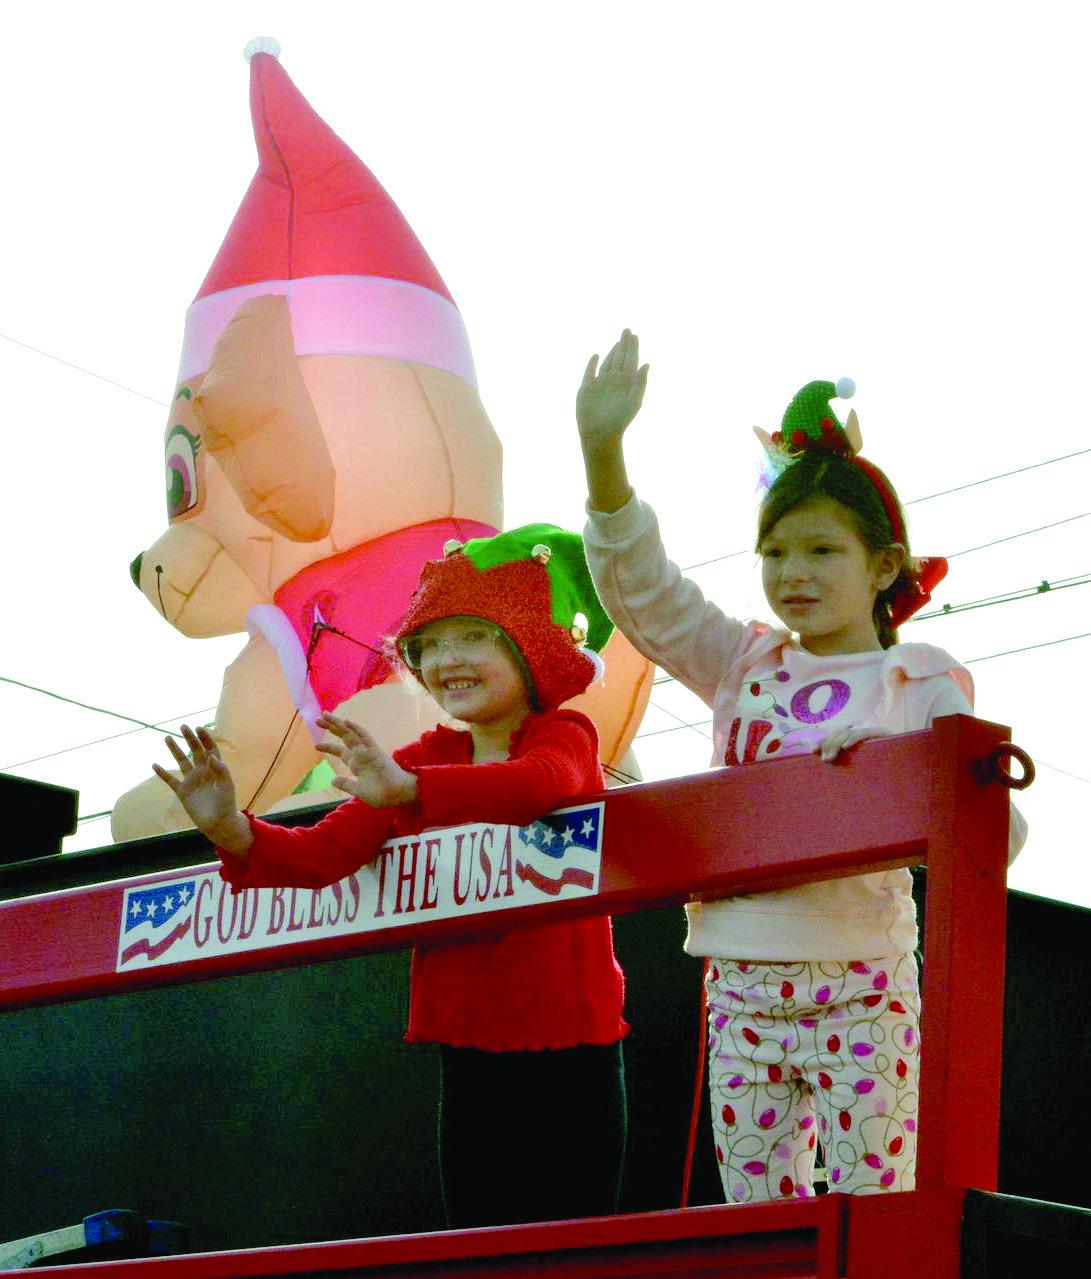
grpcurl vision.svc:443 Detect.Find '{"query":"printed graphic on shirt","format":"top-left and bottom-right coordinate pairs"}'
top-left (725, 667), bottom-right (859, 766)
top-left (115, 802), bottom-right (605, 972)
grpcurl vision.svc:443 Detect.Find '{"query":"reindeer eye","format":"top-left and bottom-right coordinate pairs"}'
top-left (166, 423), bottom-right (201, 518)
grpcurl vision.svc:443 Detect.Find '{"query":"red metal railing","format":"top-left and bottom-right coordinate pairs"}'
top-left (0, 714), bottom-right (1023, 1277)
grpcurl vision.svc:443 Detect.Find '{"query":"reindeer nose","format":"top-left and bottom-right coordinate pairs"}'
top-left (129, 553), bottom-right (144, 588)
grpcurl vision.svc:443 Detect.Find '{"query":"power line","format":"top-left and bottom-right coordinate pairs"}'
top-left (915, 572), bottom-right (1091, 621)
top-left (0, 675), bottom-right (168, 733)
top-left (681, 449), bottom-right (1091, 573)
top-left (685, 510), bottom-right (1090, 573)
top-left (650, 627), bottom-right (1091, 696)
top-left (683, 548), bottom-right (749, 571)
top-left (655, 571), bottom-right (1091, 640)
top-left (947, 512), bottom-right (1089, 559)
top-left (1034, 759), bottom-right (1091, 786)
top-left (1, 706), bottom-right (217, 771)
top-left (638, 700), bottom-right (713, 742)
top-left (964, 631), bottom-right (1091, 665)
top-left (0, 331), bottom-right (168, 407)
top-left (636, 718), bottom-right (713, 742)
top-left (907, 448), bottom-right (1091, 504)
top-left (602, 760), bottom-right (640, 784)
top-left (25, 537), bottom-right (1074, 757)
top-left (635, 728), bottom-right (1090, 788)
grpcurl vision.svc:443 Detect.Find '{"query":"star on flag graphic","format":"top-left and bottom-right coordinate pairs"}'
top-left (120, 880), bottom-right (197, 965)
top-left (516, 805), bottom-right (601, 895)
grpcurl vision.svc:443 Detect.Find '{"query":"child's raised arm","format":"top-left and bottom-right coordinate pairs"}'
top-left (576, 328), bottom-right (649, 514)
top-left (579, 330), bottom-right (769, 708)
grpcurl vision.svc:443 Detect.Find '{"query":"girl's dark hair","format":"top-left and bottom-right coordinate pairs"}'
top-left (756, 453), bottom-right (912, 649)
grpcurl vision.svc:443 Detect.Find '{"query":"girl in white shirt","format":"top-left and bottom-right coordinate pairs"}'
top-left (576, 330), bottom-right (1025, 1203)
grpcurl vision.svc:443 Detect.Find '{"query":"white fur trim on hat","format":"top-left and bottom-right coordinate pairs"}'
top-left (580, 647), bottom-right (606, 685)
top-left (244, 37), bottom-right (282, 62)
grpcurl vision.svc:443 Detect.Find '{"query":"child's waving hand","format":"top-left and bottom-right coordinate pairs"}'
top-left (316, 712), bottom-right (419, 808)
top-left (576, 329), bottom-right (649, 514)
top-left (153, 724), bottom-right (252, 853)
top-left (576, 329), bottom-right (649, 446)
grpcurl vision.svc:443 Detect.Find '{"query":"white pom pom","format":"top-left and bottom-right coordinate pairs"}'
top-left (244, 36), bottom-right (282, 63)
top-left (580, 647), bottom-right (606, 685)
top-left (835, 377), bottom-right (856, 400)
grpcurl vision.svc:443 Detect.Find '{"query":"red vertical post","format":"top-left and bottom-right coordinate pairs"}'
top-left (915, 713), bottom-right (1012, 1191)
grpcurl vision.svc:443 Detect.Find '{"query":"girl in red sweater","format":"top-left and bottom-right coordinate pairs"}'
top-left (154, 524), bottom-right (628, 1229)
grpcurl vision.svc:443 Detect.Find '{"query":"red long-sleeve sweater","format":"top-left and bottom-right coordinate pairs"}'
top-left (218, 710), bottom-right (627, 1051)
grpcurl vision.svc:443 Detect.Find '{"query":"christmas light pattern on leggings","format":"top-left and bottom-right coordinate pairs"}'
top-left (706, 955), bottom-right (920, 1202)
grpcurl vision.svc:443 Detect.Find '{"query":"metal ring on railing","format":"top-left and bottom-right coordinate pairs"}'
top-left (975, 743), bottom-right (1036, 790)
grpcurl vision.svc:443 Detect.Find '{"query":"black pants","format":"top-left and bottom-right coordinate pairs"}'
top-left (437, 1040), bottom-right (627, 1229)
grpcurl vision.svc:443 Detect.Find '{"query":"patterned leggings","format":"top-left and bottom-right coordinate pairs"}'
top-left (706, 955), bottom-right (920, 1203)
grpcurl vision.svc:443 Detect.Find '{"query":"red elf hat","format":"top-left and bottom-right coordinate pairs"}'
top-left (395, 525), bottom-right (613, 712)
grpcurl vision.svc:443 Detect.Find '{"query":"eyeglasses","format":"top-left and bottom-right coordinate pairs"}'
top-left (398, 622), bottom-right (507, 671)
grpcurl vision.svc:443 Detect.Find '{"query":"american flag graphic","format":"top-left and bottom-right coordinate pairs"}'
top-left (516, 804), bottom-right (602, 896)
top-left (120, 880), bottom-right (197, 966)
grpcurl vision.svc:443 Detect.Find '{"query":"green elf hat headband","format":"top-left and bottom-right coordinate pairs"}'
top-left (394, 523), bottom-right (613, 711)
top-left (755, 379), bottom-right (948, 628)
top-left (755, 378), bottom-right (862, 483)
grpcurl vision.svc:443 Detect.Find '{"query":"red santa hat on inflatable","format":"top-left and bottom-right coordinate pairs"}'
top-left (178, 36), bottom-right (476, 389)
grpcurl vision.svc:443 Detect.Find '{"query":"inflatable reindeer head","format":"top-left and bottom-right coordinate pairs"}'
top-left (130, 41), bottom-right (502, 641)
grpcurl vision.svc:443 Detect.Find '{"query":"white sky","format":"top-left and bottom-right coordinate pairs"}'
top-left (1, 1), bottom-right (1088, 904)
